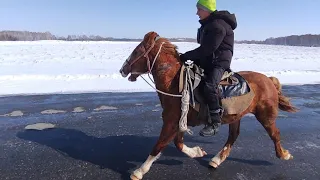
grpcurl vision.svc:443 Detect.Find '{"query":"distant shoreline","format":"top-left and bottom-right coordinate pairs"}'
top-left (0, 30), bottom-right (319, 47)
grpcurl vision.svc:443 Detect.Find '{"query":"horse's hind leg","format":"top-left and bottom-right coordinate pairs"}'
top-left (209, 120), bottom-right (240, 168)
top-left (255, 101), bottom-right (293, 160)
top-left (174, 132), bottom-right (207, 158)
top-left (130, 123), bottom-right (177, 180)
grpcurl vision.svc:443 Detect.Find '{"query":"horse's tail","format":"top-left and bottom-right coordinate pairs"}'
top-left (269, 76), bottom-right (298, 113)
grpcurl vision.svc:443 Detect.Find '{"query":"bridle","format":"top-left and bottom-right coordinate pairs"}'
top-left (121, 35), bottom-right (192, 134)
top-left (122, 35), bottom-right (164, 76)
top-left (121, 35), bottom-right (183, 98)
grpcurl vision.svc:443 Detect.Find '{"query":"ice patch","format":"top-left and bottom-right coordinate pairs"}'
top-left (25, 123), bottom-right (56, 130)
top-left (306, 141), bottom-right (320, 149)
top-left (0, 110), bottom-right (24, 117)
top-left (72, 107), bottom-right (85, 113)
top-left (94, 105), bottom-right (118, 111)
top-left (41, 109), bottom-right (66, 114)
top-left (295, 146), bottom-right (304, 150)
top-left (292, 141), bottom-right (320, 150)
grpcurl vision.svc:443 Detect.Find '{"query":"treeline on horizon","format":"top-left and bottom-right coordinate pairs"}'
top-left (237, 34), bottom-right (320, 47)
top-left (0, 31), bottom-right (196, 42)
top-left (0, 30), bottom-right (319, 47)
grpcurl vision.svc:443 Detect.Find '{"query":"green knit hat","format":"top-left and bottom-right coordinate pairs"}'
top-left (197, 0), bottom-right (216, 12)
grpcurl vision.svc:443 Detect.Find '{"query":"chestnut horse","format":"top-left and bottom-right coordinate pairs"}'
top-left (119, 31), bottom-right (298, 180)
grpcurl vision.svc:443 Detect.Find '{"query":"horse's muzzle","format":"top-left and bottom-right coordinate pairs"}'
top-left (120, 65), bottom-right (137, 82)
top-left (119, 62), bottom-right (131, 78)
top-left (120, 68), bottom-right (128, 78)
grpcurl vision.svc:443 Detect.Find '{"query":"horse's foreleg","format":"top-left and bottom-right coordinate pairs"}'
top-left (209, 120), bottom-right (240, 168)
top-left (130, 123), bottom-right (177, 180)
top-left (174, 132), bottom-right (207, 158)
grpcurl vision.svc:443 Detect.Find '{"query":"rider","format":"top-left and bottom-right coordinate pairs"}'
top-left (179, 0), bottom-right (237, 136)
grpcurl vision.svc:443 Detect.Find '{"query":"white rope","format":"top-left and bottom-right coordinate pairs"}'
top-left (178, 66), bottom-right (193, 135)
top-left (140, 75), bottom-right (182, 97)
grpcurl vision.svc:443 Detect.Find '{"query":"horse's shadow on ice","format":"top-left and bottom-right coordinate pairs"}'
top-left (16, 127), bottom-right (272, 179)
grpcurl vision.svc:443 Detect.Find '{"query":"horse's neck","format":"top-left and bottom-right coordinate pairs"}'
top-left (150, 53), bottom-right (181, 92)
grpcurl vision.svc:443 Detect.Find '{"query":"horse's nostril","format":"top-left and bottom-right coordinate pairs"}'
top-left (120, 68), bottom-right (128, 77)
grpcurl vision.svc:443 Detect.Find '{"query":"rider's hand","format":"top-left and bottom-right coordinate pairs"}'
top-left (179, 53), bottom-right (188, 63)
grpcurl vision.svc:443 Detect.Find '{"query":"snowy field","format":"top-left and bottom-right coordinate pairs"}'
top-left (0, 40), bottom-right (319, 96)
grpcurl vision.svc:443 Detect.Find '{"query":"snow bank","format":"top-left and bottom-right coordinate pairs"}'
top-left (0, 41), bottom-right (319, 96)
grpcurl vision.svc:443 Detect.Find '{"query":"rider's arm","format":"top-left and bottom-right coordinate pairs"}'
top-left (182, 22), bottom-right (226, 61)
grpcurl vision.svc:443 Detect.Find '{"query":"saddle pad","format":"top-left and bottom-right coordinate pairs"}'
top-left (218, 73), bottom-right (251, 98)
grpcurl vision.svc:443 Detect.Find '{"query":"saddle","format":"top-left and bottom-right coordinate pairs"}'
top-left (178, 63), bottom-right (254, 118)
top-left (179, 65), bottom-right (239, 93)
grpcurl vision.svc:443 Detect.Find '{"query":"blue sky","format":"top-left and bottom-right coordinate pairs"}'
top-left (0, 0), bottom-right (319, 40)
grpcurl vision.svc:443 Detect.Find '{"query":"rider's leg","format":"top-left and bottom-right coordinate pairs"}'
top-left (200, 66), bottom-right (225, 137)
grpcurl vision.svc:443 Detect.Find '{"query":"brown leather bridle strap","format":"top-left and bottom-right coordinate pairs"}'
top-left (127, 37), bottom-right (158, 73)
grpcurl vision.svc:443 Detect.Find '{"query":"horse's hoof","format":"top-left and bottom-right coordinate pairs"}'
top-left (202, 150), bottom-right (208, 156)
top-left (131, 169), bottom-right (143, 180)
top-left (281, 150), bottom-right (293, 160)
top-left (195, 146), bottom-right (207, 158)
top-left (209, 161), bottom-right (219, 168)
top-left (130, 174), bottom-right (141, 180)
top-left (281, 153), bottom-right (293, 160)
top-left (199, 147), bottom-right (207, 156)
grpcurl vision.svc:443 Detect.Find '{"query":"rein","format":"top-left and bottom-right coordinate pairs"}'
top-left (124, 36), bottom-right (162, 74)
top-left (140, 43), bottom-right (183, 97)
top-left (124, 36), bottom-right (193, 134)
top-left (126, 36), bottom-right (184, 97)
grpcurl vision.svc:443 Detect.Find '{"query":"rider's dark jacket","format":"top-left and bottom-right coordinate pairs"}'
top-left (181, 10), bottom-right (237, 70)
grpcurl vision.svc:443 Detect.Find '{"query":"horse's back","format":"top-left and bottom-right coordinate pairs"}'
top-left (237, 71), bottom-right (278, 99)
top-left (237, 71), bottom-right (272, 84)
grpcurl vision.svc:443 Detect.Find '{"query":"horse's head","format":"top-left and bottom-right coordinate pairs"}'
top-left (119, 31), bottom-right (164, 82)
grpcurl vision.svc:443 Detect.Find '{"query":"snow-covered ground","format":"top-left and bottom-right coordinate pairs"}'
top-left (0, 40), bottom-right (319, 96)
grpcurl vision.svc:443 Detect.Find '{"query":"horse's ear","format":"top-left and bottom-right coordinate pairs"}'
top-left (154, 35), bottom-right (161, 41)
top-left (144, 31), bottom-right (159, 45)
